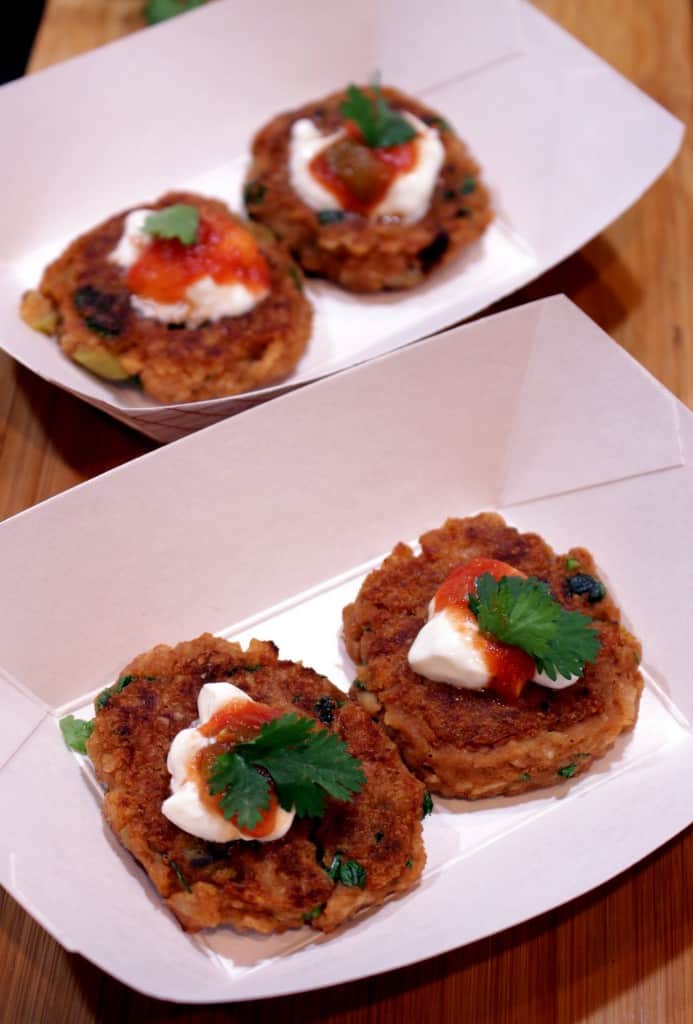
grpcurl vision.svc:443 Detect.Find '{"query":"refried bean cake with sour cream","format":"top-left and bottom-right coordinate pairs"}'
top-left (86, 634), bottom-right (425, 934)
top-left (20, 191), bottom-right (312, 404)
top-left (243, 83), bottom-right (492, 292)
top-left (342, 513), bottom-right (643, 799)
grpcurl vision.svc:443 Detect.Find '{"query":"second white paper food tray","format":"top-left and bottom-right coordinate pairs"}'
top-left (0, 296), bottom-right (691, 1001)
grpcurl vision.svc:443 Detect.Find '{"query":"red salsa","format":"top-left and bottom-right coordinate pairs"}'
top-left (127, 209), bottom-right (270, 305)
top-left (434, 557), bottom-right (536, 701)
top-left (196, 697), bottom-right (281, 839)
top-left (309, 120), bottom-right (418, 216)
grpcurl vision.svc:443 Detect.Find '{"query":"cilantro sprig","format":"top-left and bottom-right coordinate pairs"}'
top-left (144, 204), bottom-right (199, 245)
top-left (208, 713), bottom-right (365, 831)
top-left (468, 574), bottom-right (600, 681)
top-left (340, 83), bottom-right (416, 148)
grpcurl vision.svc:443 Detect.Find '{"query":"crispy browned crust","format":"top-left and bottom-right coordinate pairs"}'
top-left (87, 634), bottom-right (425, 934)
top-left (342, 514), bottom-right (643, 798)
top-left (22, 192), bottom-right (312, 404)
top-left (244, 86), bottom-right (493, 292)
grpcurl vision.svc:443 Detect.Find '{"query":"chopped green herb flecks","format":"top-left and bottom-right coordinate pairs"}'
top-left (288, 265), bottom-right (303, 292)
top-left (338, 859), bottom-right (367, 889)
top-left (326, 853), bottom-right (366, 888)
top-left (557, 763), bottom-right (578, 779)
top-left (243, 181), bottom-right (267, 206)
top-left (327, 853), bottom-right (342, 882)
top-left (59, 715), bottom-right (94, 754)
top-left (317, 209), bottom-right (346, 224)
top-left (168, 859), bottom-right (192, 893)
top-left (422, 791), bottom-right (434, 818)
top-left (565, 557), bottom-right (581, 571)
top-left (353, 679), bottom-right (366, 691)
top-left (303, 903), bottom-right (325, 922)
top-left (340, 83), bottom-right (416, 148)
top-left (144, 204), bottom-right (199, 245)
top-left (96, 673), bottom-right (135, 711)
top-left (228, 664), bottom-right (264, 677)
top-left (460, 176), bottom-right (477, 195)
top-left (406, 859), bottom-right (413, 869)
top-left (518, 771), bottom-right (531, 782)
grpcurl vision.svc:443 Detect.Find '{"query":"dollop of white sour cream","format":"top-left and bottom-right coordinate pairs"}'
top-left (110, 209), bottom-right (269, 328)
top-left (288, 113), bottom-right (445, 224)
top-left (408, 600), bottom-right (490, 689)
top-left (161, 682), bottom-right (295, 843)
top-left (409, 601), bottom-right (580, 692)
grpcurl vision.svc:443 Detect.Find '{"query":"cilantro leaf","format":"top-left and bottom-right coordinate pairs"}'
top-left (208, 751), bottom-right (271, 831)
top-left (59, 715), bottom-right (94, 754)
top-left (207, 712), bottom-right (365, 830)
top-left (340, 84), bottom-right (416, 149)
top-left (469, 575), bottom-right (559, 655)
top-left (144, 204), bottom-right (199, 245)
top-left (468, 573), bottom-right (600, 680)
top-left (536, 608), bottom-right (601, 681)
top-left (234, 713), bottom-right (316, 756)
top-left (256, 730), bottom-right (365, 817)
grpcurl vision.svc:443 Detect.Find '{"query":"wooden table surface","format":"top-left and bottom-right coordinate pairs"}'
top-left (1, 1), bottom-right (692, 1020)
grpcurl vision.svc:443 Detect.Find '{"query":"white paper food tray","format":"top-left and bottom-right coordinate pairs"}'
top-left (0, 0), bottom-right (684, 441)
top-left (0, 295), bottom-right (691, 1002)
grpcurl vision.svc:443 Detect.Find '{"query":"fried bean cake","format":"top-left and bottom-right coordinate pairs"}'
top-left (20, 192), bottom-right (312, 404)
top-left (87, 635), bottom-right (425, 934)
top-left (244, 85), bottom-right (492, 292)
top-left (342, 514), bottom-right (643, 799)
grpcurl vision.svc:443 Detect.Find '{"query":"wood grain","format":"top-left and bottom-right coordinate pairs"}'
top-left (1, 2), bottom-right (692, 1022)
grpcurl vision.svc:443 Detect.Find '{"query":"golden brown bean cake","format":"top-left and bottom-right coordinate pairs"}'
top-left (244, 85), bottom-right (492, 292)
top-left (343, 514), bottom-right (643, 798)
top-left (21, 192), bottom-right (312, 403)
top-left (87, 635), bottom-right (425, 934)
